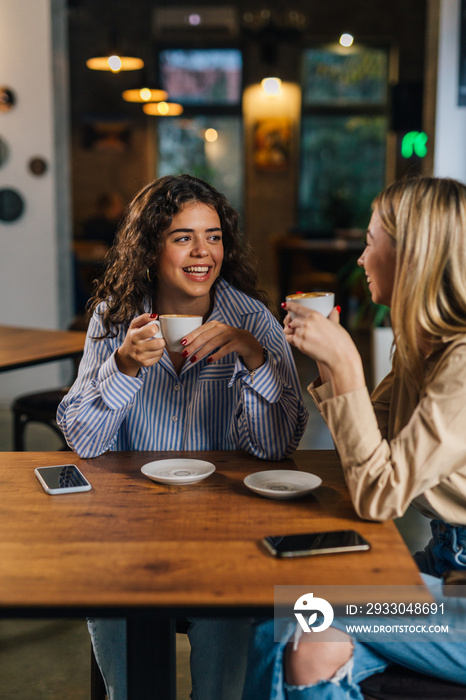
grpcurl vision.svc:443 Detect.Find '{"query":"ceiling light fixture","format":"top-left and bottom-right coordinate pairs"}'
top-left (261, 77), bottom-right (282, 96)
top-left (339, 33), bottom-right (354, 47)
top-left (122, 87), bottom-right (168, 103)
top-left (204, 128), bottom-right (218, 142)
top-left (86, 2), bottom-right (144, 73)
top-left (86, 54), bottom-right (144, 73)
top-left (142, 102), bottom-right (184, 116)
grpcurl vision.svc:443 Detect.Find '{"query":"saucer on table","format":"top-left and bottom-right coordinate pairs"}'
top-left (243, 469), bottom-right (322, 500)
top-left (141, 459), bottom-right (216, 485)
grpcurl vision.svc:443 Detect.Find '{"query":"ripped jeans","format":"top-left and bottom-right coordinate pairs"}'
top-left (241, 520), bottom-right (466, 700)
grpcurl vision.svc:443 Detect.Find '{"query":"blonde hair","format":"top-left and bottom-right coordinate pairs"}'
top-left (373, 176), bottom-right (466, 383)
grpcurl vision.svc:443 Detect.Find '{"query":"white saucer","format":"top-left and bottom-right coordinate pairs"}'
top-left (243, 470), bottom-right (322, 500)
top-left (141, 459), bottom-right (216, 485)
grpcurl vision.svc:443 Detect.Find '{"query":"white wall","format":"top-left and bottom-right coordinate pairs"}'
top-left (434, 0), bottom-right (466, 180)
top-left (0, 0), bottom-right (72, 405)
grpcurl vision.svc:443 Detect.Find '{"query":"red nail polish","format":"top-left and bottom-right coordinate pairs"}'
top-left (190, 355), bottom-right (197, 363)
top-left (295, 291), bottom-right (303, 294)
top-left (281, 302), bottom-right (287, 308)
top-left (149, 313), bottom-right (158, 318)
top-left (206, 357), bottom-right (213, 364)
top-left (181, 350), bottom-right (189, 358)
top-left (336, 305), bottom-right (341, 314)
top-left (180, 338), bottom-right (188, 346)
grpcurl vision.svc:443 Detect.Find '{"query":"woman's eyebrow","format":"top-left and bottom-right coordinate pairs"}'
top-left (167, 227), bottom-right (194, 234)
top-left (167, 226), bottom-right (222, 235)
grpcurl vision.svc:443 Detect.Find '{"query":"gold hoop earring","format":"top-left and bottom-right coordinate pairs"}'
top-left (146, 268), bottom-right (152, 282)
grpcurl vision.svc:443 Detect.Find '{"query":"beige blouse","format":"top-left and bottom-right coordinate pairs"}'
top-left (308, 337), bottom-right (466, 524)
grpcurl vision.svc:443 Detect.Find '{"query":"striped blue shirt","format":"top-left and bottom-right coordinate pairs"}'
top-left (57, 278), bottom-right (308, 459)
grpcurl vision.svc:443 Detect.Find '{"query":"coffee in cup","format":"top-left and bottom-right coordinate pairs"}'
top-left (158, 314), bottom-right (203, 353)
top-left (285, 292), bottom-right (335, 319)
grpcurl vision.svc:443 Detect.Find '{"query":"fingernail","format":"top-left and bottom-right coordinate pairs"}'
top-left (336, 305), bottom-right (341, 314)
top-left (281, 302), bottom-right (287, 309)
top-left (190, 355), bottom-right (197, 363)
top-left (180, 338), bottom-right (188, 346)
top-left (206, 357), bottom-right (213, 364)
top-left (295, 291), bottom-right (303, 294)
top-left (181, 350), bottom-right (189, 358)
top-left (149, 313), bottom-right (158, 318)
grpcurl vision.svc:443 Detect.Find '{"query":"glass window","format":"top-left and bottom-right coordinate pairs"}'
top-left (299, 115), bottom-right (387, 232)
top-left (302, 47), bottom-right (388, 106)
top-left (159, 49), bottom-right (242, 105)
top-left (157, 116), bottom-right (243, 212)
top-left (299, 46), bottom-right (388, 233)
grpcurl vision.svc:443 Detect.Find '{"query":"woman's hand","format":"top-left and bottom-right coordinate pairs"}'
top-left (180, 320), bottom-right (265, 370)
top-left (284, 301), bottom-right (365, 395)
top-left (115, 314), bottom-right (166, 377)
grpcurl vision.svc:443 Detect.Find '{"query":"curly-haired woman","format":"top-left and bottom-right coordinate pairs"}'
top-left (58, 174), bottom-right (308, 700)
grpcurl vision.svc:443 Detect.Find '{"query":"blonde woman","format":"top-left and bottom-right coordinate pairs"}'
top-left (243, 176), bottom-right (466, 700)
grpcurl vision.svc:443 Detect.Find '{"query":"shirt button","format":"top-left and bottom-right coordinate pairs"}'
top-left (171, 415), bottom-right (178, 422)
top-left (174, 384), bottom-right (181, 391)
top-left (169, 448), bottom-right (175, 451)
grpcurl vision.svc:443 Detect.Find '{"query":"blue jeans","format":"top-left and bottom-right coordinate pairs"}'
top-left (241, 520), bottom-right (466, 700)
top-left (89, 616), bottom-right (253, 700)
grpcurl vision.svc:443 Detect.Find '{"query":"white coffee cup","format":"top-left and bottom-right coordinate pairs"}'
top-left (158, 314), bottom-right (203, 353)
top-left (148, 320), bottom-right (163, 339)
top-left (285, 292), bottom-right (335, 319)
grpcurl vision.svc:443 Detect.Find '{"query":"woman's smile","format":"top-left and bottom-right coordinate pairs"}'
top-left (182, 264), bottom-right (213, 281)
top-left (358, 210), bottom-right (396, 307)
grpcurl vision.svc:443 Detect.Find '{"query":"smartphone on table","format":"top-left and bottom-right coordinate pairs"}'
top-left (35, 464), bottom-right (92, 495)
top-left (262, 530), bottom-right (371, 558)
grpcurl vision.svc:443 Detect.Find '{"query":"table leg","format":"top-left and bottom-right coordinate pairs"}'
top-left (127, 616), bottom-right (176, 699)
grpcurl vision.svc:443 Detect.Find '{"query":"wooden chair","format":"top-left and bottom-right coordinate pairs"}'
top-left (12, 387), bottom-right (70, 450)
top-left (11, 318), bottom-right (86, 451)
top-left (360, 664), bottom-right (466, 700)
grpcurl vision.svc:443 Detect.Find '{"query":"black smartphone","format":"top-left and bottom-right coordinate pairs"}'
top-left (35, 464), bottom-right (92, 495)
top-left (262, 530), bottom-right (371, 558)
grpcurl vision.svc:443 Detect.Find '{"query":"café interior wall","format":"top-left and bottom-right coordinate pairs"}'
top-left (243, 82), bottom-right (301, 304)
top-left (434, 0), bottom-right (466, 182)
top-left (0, 0), bottom-right (72, 406)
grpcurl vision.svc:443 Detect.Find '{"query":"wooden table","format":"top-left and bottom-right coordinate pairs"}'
top-left (0, 324), bottom-right (86, 372)
top-left (0, 450), bottom-right (426, 698)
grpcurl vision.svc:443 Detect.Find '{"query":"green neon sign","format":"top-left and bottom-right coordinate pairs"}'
top-left (401, 131), bottom-right (428, 158)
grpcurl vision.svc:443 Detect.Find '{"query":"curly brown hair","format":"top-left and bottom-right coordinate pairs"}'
top-left (88, 174), bottom-right (269, 337)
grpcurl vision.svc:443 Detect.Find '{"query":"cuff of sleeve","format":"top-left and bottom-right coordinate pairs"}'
top-left (320, 386), bottom-right (382, 467)
top-left (97, 352), bottom-right (144, 410)
top-left (229, 353), bottom-right (283, 402)
top-left (307, 378), bottom-right (334, 405)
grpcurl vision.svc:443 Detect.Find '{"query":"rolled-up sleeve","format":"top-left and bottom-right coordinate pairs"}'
top-left (57, 311), bottom-right (143, 457)
top-left (307, 343), bottom-right (466, 523)
top-left (229, 325), bottom-right (308, 461)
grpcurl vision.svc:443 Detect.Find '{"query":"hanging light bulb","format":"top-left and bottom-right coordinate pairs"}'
top-left (122, 87), bottom-right (168, 103)
top-left (143, 102), bottom-right (184, 116)
top-left (261, 77), bottom-right (282, 96)
top-left (204, 128), bottom-right (218, 142)
top-left (86, 22), bottom-right (143, 73)
top-left (339, 33), bottom-right (354, 47)
top-left (86, 54), bottom-right (144, 72)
